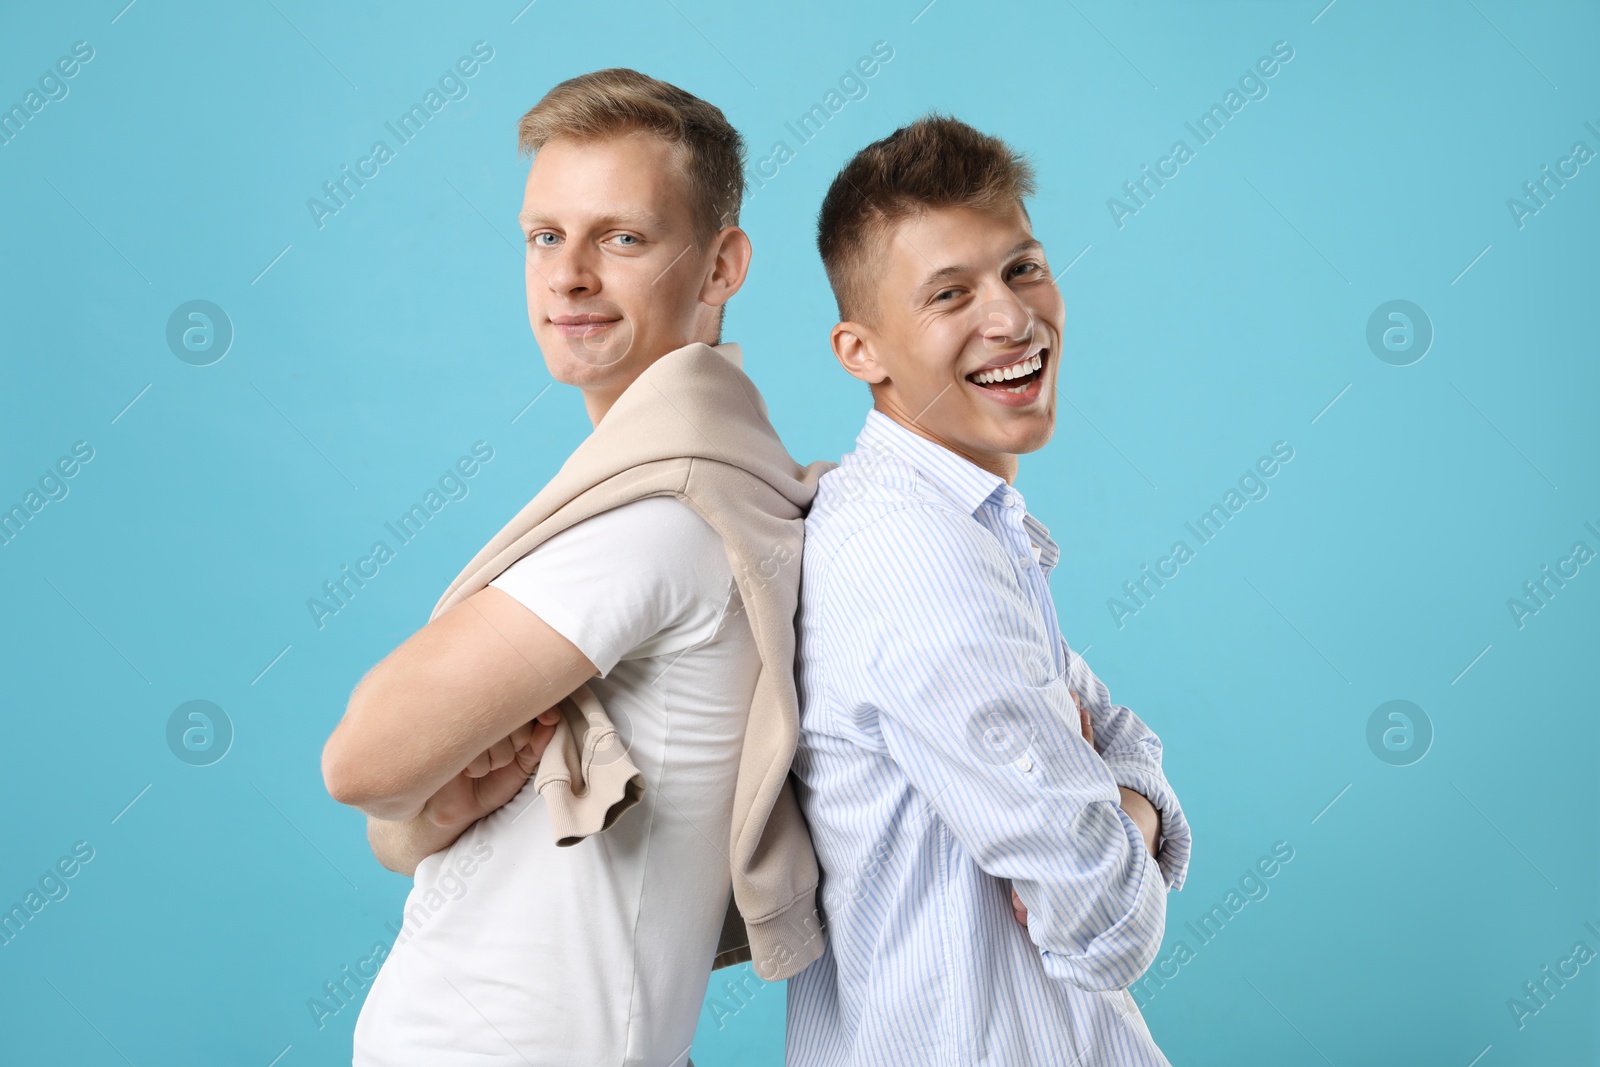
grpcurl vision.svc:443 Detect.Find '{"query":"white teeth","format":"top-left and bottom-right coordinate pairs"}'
top-left (969, 352), bottom-right (1043, 385)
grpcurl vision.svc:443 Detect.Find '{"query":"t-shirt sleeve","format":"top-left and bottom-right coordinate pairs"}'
top-left (487, 495), bottom-right (733, 678)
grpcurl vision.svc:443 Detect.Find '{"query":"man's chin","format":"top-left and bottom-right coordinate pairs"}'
top-left (975, 409), bottom-right (1056, 456)
top-left (1011, 426), bottom-right (1056, 455)
top-left (1008, 410), bottom-right (1057, 450)
top-left (534, 334), bottom-right (635, 379)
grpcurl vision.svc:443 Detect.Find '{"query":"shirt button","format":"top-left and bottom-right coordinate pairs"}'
top-left (1016, 756), bottom-right (1034, 773)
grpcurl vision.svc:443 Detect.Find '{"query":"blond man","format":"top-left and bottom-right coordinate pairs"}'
top-left (322, 70), bottom-right (826, 1065)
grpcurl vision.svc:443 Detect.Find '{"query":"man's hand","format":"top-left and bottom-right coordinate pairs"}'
top-left (321, 586), bottom-right (598, 821)
top-left (1010, 690), bottom-right (1095, 927)
top-left (423, 707), bottom-right (562, 829)
top-left (367, 708), bottom-right (561, 875)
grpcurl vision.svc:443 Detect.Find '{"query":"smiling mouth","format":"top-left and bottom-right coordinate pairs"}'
top-left (550, 315), bottom-right (621, 337)
top-left (966, 348), bottom-right (1048, 392)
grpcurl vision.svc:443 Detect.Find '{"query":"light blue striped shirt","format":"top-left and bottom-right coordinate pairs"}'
top-left (786, 409), bottom-right (1192, 1066)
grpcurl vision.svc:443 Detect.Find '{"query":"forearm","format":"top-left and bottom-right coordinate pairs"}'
top-left (322, 587), bottom-right (596, 820)
top-left (1065, 639), bottom-right (1191, 890)
top-left (367, 812), bottom-right (470, 877)
top-left (1119, 786), bottom-right (1161, 857)
top-left (984, 735), bottom-right (1165, 987)
top-left (1026, 796), bottom-right (1168, 991)
top-left (902, 728), bottom-right (1164, 989)
top-left (332, 670), bottom-right (490, 821)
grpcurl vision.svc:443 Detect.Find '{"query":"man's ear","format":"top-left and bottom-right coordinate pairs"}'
top-left (699, 225), bottom-right (753, 310)
top-left (831, 320), bottom-right (888, 386)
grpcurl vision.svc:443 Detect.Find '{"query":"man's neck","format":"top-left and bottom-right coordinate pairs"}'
top-left (873, 402), bottom-right (1019, 484)
top-left (584, 386), bottom-right (625, 429)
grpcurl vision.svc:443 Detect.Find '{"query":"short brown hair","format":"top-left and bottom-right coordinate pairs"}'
top-left (517, 68), bottom-right (745, 237)
top-left (817, 113), bottom-right (1036, 322)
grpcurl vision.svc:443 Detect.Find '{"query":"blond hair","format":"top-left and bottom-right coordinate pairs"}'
top-left (517, 68), bottom-right (745, 237)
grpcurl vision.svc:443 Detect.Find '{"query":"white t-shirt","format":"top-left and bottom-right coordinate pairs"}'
top-left (353, 495), bottom-right (759, 1066)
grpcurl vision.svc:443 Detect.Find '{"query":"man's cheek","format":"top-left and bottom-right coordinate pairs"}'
top-left (1023, 289), bottom-right (1066, 344)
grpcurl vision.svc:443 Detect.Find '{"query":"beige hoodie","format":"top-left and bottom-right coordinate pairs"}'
top-left (431, 340), bottom-right (835, 981)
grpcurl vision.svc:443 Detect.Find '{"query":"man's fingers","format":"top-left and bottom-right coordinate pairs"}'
top-left (467, 709), bottom-right (563, 781)
top-left (485, 735), bottom-right (517, 771)
top-left (514, 738), bottom-right (542, 774)
top-left (505, 719), bottom-right (559, 776)
top-left (528, 719), bottom-right (559, 764)
top-left (1010, 885), bottom-right (1028, 926)
top-left (507, 720), bottom-right (534, 751)
top-left (1070, 689), bottom-right (1093, 745)
top-left (471, 755), bottom-right (537, 814)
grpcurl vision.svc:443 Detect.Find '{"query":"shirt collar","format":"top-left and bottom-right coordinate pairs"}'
top-left (855, 409), bottom-right (1009, 516)
top-left (853, 409), bottom-right (1061, 571)
top-left (1021, 512), bottom-right (1061, 571)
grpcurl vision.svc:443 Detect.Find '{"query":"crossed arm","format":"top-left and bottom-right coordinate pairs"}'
top-left (829, 508), bottom-right (1190, 990)
top-left (1011, 684), bottom-right (1163, 925)
top-left (321, 585), bottom-right (597, 874)
top-left (1061, 633), bottom-right (1190, 889)
top-left (870, 644), bottom-right (1180, 990)
top-left (327, 528), bottom-right (1184, 938)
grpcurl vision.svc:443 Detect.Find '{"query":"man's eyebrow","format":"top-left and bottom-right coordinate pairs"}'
top-left (913, 238), bottom-right (1045, 293)
top-left (516, 209), bottom-right (668, 229)
top-left (1003, 237), bottom-right (1045, 261)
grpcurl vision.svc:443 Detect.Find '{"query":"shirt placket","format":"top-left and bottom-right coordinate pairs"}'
top-left (994, 494), bottom-right (1067, 678)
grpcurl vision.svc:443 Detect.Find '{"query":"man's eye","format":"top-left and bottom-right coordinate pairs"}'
top-left (933, 288), bottom-right (960, 302)
top-left (612, 234), bottom-right (639, 246)
top-left (528, 232), bottom-right (558, 247)
top-left (1011, 260), bottom-right (1042, 277)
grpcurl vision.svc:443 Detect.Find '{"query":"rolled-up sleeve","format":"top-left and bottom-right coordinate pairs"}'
top-left (1063, 637), bottom-right (1192, 892)
top-left (822, 505), bottom-right (1168, 992)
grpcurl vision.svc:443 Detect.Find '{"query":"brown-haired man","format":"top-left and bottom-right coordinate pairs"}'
top-left (784, 115), bottom-right (1192, 1065)
top-left (322, 69), bottom-right (827, 1064)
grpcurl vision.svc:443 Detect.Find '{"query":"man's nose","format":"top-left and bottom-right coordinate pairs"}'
top-left (544, 245), bottom-right (598, 295)
top-left (979, 292), bottom-right (1034, 349)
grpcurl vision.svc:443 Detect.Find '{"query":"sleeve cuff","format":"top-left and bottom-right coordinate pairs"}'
top-left (1102, 755), bottom-right (1191, 892)
top-left (488, 579), bottom-right (619, 678)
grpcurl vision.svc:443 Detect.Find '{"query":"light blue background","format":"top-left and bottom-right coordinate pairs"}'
top-left (2, 0), bottom-right (1596, 1064)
